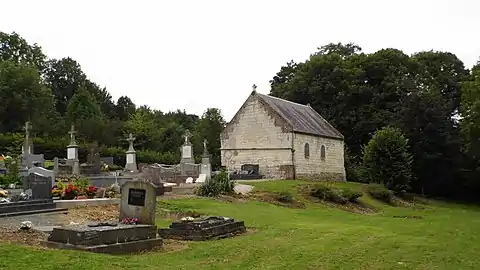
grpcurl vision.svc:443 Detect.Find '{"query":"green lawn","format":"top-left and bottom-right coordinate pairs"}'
top-left (1, 180), bottom-right (480, 270)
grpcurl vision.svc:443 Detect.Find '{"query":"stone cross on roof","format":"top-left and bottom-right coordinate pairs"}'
top-left (68, 124), bottom-right (77, 145)
top-left (127, 133), bottom-right (136, 152)
top-left (252, 84), bottom-right (257, 92)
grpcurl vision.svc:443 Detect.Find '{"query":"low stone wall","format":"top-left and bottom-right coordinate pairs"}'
top-left (86, 176), bottom-right (134, 187)
top-left (54, 198), bottom-right (120, 209)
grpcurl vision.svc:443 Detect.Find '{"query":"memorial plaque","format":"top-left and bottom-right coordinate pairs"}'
top-left (126, 154), bottom-right (134, 164)
top-left (182, 145), bottom-right (192, 158)
top-left (67, 148), bottom-right (76, 159)
top-left (128, 188), bottom-right (146, 206)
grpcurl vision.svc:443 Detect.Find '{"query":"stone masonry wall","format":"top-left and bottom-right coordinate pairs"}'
top-left (221, 96), bottom-right (293, 178)
top-left (293, 133), bottom-right (346, 181)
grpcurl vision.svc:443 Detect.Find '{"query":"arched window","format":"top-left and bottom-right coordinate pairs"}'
top-left (321, 145), bottom-right (326, 161)
top-left (304, 143), bottom-right (310, 159)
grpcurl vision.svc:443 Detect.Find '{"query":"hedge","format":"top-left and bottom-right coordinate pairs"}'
top-left (0, 133), bottom-right (181, 166)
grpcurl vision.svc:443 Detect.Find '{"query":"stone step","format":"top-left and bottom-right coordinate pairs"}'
top-left (0, 207), bottom-right (68, 218)
top-left (0, 202), bottom-right (57, 214)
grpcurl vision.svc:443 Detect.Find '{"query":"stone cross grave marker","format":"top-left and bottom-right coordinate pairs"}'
top-left (183, 130), bottom-right (191, 145)
top-left (119, 181), bottom-right (156, 225)
top-left (181, 130), bottom-right (194, 164)
top-left (68, 124), bottom-right (77, 146)
top-left (125, 133), bottom-right (138, 172)
top-left (27, 172), bottom-right (52, 199)
top-left (23, 121), bottom-right (32, 155)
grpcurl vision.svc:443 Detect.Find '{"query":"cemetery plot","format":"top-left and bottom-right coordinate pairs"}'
top-left (44, 223), bottom-right (162, 254)
top-left (158, 216), bottom-right (246, 241)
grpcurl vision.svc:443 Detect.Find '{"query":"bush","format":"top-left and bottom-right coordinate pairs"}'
top-left (367, 184), bottom-right (394, 204)
top-left (360, 126), bottom-right (413, 192)
top-left (275, 191), bottom-right (294, 203)
top-left (341, 188), bottom-right (363, 202)
top-left (196, 169), bottom-right (235, 197)
top-left (310, 183), bottom-right (347, 204)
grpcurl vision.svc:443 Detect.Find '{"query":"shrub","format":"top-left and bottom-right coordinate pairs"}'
top-left (367, 184), bottom-right (394, 204)
top-left (275, 191), bottom-right (294, 203)
top-left (310, 183), bottom-right (347, 204)
top-left (341, 188), bottom-right (363, 202)
top-left (196, 169), bottom-right (235, 197)
top-left (360, 126), bottom-right (413, 192)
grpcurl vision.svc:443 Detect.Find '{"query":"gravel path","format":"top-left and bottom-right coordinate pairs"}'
top-left (0, 212), bottom-right (67, 228)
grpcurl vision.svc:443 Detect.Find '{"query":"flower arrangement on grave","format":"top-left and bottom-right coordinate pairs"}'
top-left (120, 217), bottom-right (139, 225)
top-left (105, 183), bottom-right (120, 198)
top-left (51, 186), bottom-right (63, 198)
top-left (85, 185), bottom-right (98, 198)
top-left (62, 183), bottom-right (80, 200)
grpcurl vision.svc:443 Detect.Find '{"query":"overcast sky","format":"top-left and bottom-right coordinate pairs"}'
top-left (1, 0), bottom-right (479, 121)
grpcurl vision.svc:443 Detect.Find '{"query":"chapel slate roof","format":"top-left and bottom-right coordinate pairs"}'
top-left (255, 93), bottom-right (344, 140)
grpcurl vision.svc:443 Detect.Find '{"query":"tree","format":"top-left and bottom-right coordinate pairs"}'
top-left (116, 96), bottom-right (136, 121)
top-left (195, 108), bottom-right (225, 167)
top-left (461, 63), bottom-right (480, 158)
top-left (413, 51), bottom-right (468, 115)
top-left (314, 42), bottom-right (362, 58)
top-left (66, 84), bottom-right (104, 141)
top-left (0, 60), bottom-right (54, 133)
top-left (0, 32), bottom-right (46, 71)
top-left (44, 57), bottom-right (87, 116)
top-left (360, 127), bottom-right (413, 193)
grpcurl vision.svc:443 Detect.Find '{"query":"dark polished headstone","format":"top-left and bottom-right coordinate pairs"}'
top-left (27, 173), bottom-right (52, 199)
top-left (158, 216), bottom-right (246, 241)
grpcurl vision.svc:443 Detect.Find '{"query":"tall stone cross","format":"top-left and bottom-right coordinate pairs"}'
top-left (68, 125), bottom-right (77, 145)
top-left (183, 130), bottom-right (191, 144)
top-left (23, 121), bottom-right (32, 155)
top-left (127, 133), bottom-right (136, 152)
top-left (203, 139), bottom-right (207, 150)
top-left (23, 121), bottom-right (32, 137)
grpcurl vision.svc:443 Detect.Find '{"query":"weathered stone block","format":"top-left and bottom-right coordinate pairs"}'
top-left (44, 223), bottom-right (162, 254)
top-left (158, 216), bottom-right (246, 241)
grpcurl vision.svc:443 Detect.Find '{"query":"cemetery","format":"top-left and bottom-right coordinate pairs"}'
top-left (0, 122), bottom-right (249, 255)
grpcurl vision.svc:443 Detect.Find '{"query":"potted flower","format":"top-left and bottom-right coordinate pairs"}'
top-left (51, 186), bottom-right (63, 199)
top-left (85, 185), bottom-right (98, 199)
top-left (62, 183), bottom-right (79, 200)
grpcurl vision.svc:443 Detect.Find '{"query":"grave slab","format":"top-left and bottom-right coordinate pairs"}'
top-left (158, 216), bottom-right (246, 241)
top-left (43, 223), bottom-right (162, 254)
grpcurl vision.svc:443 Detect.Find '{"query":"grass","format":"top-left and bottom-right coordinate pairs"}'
top-left (1, 180), bottom-right (480, 269)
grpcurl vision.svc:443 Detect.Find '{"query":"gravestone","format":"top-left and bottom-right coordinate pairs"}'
top-left (180, 130), bottom-right (194, 164)
top-left (119, 181), bottom-right (156, 225)
top-left (200, 139), bottom-right (212, 182)
top-left (66, 125), bottom-right (80, 174)
top-left (125, 134), bottom-right (138, 172)
top-left (27, 167), bottom-right (55, 188)
top-left (27, 172), bottom-right (52, 199)
top-left (101, 157), bottom-right (114, 166)
top-left (158, 216), bottom-right (246, 241)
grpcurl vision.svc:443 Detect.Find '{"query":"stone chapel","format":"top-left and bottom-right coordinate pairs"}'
top-left (220, 85), bottom-right (346, 181)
